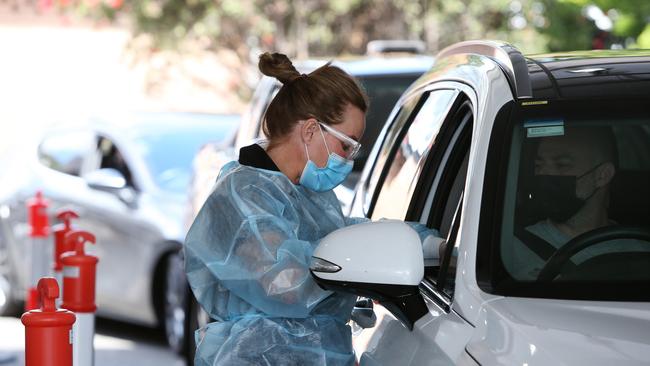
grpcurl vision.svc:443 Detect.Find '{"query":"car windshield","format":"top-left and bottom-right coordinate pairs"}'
top-left (129, 114), bottom-right (238, 193)
top-left (493, 99), bottom-right (650, 300)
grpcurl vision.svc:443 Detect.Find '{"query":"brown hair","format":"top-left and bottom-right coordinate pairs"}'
top-left (258, 52), bottom-right (368, 142)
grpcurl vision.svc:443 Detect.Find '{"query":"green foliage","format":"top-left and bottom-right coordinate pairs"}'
top-left (560, 0), bottom-right (650, 44)
top-left (536, 0), bottom-right (595, 51)
top-left (638, 24), bottom-right (650, 49)
top-left (65, 0), bottom-right (650, 59)
top-left (613, 13), bottom-right (641, 38)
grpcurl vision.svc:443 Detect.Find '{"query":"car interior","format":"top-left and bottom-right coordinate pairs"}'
top-left (96, 136), bottom-right (134, 188)
top-left (510, 121), bottom-right (650, 282)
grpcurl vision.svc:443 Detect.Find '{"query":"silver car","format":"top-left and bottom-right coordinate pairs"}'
top-left (0, 112), bottom-right (238, 354)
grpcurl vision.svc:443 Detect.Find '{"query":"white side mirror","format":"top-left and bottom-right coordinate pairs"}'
top-left (84, 168), bottom-right (126, 190)
top-left (310, 221), bottom-right (427, 330)
top-left (311, 220), bottom-right (423, 285)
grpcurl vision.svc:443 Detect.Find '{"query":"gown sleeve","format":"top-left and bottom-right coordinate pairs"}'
top-left (184, 172), bottom-right (332, 319)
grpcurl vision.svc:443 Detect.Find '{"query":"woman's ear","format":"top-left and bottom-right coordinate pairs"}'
top-left (300, 118), bottom-right (319, 144)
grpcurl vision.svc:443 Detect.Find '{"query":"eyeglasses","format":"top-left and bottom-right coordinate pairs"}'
top-left (318, 121), bottom-right (362, 160)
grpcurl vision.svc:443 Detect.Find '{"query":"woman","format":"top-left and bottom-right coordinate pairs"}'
top-left (184, 52), bottom-right (372, 365)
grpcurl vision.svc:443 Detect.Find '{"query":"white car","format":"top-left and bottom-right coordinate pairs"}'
top-left (0, 112), bottom-right (238, 361)
top-left (311, 41), bottom-right (650, 365)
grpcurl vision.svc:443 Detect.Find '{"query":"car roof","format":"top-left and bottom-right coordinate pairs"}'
top-left (526, 50), bottom-right (650, 99)
top-left (424, 41), bottom-right (650, 101)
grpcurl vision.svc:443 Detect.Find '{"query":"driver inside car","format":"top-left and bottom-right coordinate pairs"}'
top-left (513, 126), bottom-right (647, 279)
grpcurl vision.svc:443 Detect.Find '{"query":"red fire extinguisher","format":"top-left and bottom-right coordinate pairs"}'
top-left (26, 190), bottom-right (51, 310)
top-left (21, 277), bottom-right (76, 366)
top-left (61, 230), bottom-right (97, 313)
top-left (27, 191), bottom-right (49, 237)
top-left (61, 230), bottom-right (98, 366)
top-left (52, 210), bottom-right (78, 306)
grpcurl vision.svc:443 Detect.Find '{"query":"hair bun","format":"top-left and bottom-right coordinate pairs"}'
top-left (258, 52), bottom-right (301, 84)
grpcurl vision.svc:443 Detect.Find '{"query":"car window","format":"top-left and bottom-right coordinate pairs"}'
top-left (38, 130), bottom-right (95, 176)
top-left (236, 77), bottom-right (279, 148)
top-left (95, 136), bottom-right (135, 188)
top-left (354, 74), bottom-right (424, 172)
top-left (253, 85), bottom-right (280, 141)
top-left (478, 98), bottom-right (650, 301)
top-left (505, 119), bottom-right (650, 281)
top-left (371, 89), bottom-right (459, 220)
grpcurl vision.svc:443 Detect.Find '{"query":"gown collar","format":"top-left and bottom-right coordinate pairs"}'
top-left (238, 142), bottom-right (280, 172)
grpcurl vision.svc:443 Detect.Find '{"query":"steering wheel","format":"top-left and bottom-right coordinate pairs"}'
top-left (537, 225), bottom-right (650, 281)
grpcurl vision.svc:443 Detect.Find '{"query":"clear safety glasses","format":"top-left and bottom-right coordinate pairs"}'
top-left (318, 122), bottom-right (362, 160)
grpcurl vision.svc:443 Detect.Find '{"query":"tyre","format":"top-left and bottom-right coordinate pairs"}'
top-left (0, 273), bottom-right (21, 317)
top-left (163, 251), bottom-right (190, 356)
top-left (0, 232), bottom-right (22, 317)
top-left (163, 250), bottom-right (213, 364)
top-left (186, 291), bottom-right (211, 365)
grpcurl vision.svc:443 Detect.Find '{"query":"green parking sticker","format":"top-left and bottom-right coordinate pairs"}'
top-left (524, 119), bottom-right (564, 138)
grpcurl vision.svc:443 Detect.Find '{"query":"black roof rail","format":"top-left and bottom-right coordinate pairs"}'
top-left (437, 40), bottom-right (532, 98)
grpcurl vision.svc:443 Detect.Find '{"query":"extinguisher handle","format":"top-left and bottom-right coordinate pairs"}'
top-left (38, 277), bottom-right (59, 312)
top-left (56, 209), bottom-right (79, 227)
top-left (64, 230), bottom-right (96, 255)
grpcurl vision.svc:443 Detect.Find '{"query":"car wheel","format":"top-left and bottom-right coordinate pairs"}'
top-left (186, 291), bottom-right (212, 365)
top-left (0, 233), bottom-right (21, 317)
top-left (163, 251), bottom-right (190, 356)
top-left (0, 273), bottom-right (21, 317)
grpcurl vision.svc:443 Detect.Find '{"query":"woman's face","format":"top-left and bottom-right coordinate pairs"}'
top-left (309, 103), bottom-right (366, 168)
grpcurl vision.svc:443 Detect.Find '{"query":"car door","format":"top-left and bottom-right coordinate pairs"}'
top-left (2, 128), bottom-right (96, 309)
top-left (354, 83), bottom-right (477, 365)
top-left (72, 133), bottom-right (161, 322)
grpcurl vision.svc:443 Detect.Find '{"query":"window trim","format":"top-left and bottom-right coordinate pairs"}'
top-left (418, 108), bottom-right (473, 298)
top-left (410, 100), bottom-right (473, 225)
top-left (438, 195), bottom-right (463, 296)
top-left (419, 280), bottom-right (451, 313)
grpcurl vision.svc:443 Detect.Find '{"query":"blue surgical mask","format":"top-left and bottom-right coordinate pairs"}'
top-left (299, 126), bottom-right (353, 192)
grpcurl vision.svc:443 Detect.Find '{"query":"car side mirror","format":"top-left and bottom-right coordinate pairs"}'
top-left (84, 168), bottom-right (126, 190)
top-left (310, 221), bottom-right (427, 330)
top-left (83, 168), bottom-right (137, 208)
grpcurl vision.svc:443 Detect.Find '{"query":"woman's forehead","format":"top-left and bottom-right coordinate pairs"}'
top-left (338, 104), bottom-right (366, 140)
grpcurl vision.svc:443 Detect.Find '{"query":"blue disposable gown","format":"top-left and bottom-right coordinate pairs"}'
top-left (184, 161), bottom-right (369, 366)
